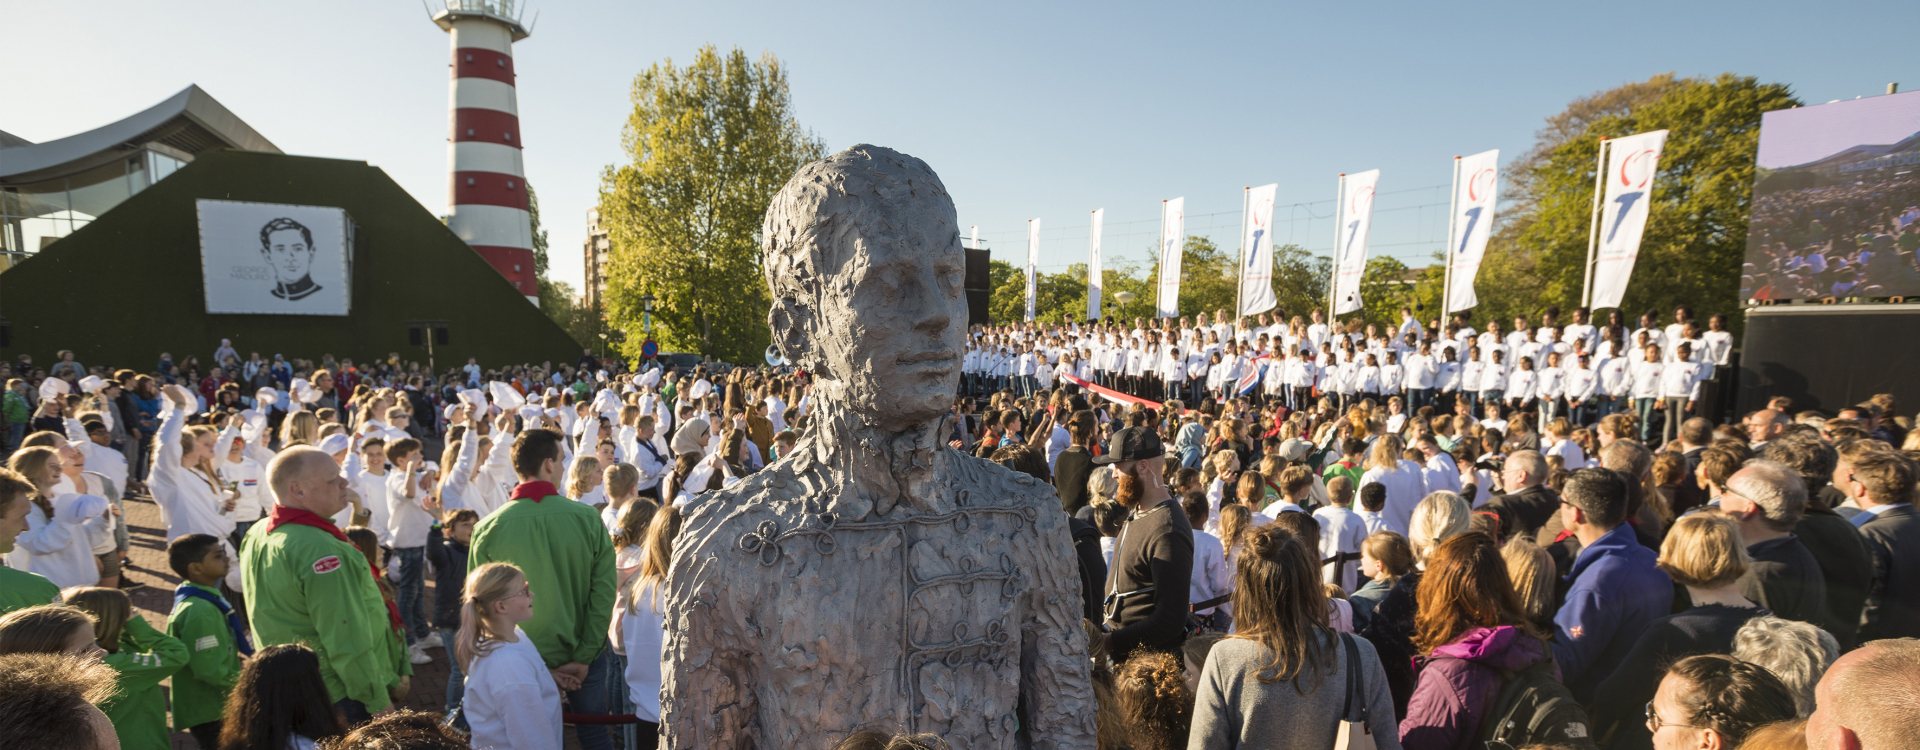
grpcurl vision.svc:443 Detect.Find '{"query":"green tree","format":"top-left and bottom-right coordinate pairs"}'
top-left (1473, 73), bottom-right (1797, 327)
top-left (1269, 243), bottom-right (1334, 322)
top-left (595, 46), bottom-right (826, 363)
top-left (1137, 236), bottom-right (1236, 319)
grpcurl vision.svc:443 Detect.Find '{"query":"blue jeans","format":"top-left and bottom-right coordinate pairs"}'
top-left (391, 547), bottom-right (429, 642)
top-left (441, 627), bottom-right (468, 730)
top-left (1635, 397), bottom-right (1660, 442)
top-left (567, 642), bottom-right (619, 750)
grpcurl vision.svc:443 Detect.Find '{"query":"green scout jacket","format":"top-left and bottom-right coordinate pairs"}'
top-left (0, 564), bottom-right (60, 614)
top-left (469, 485), bottom-right (618, 667)
top-left (102, 616), bottom-right (189, 750)
top-left (166, 582), bottom-right (244, 730)
top-left (242, 521), bottom-right (408, 711)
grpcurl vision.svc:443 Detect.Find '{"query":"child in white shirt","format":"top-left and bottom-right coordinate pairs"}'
top-left (459, 563), bottom-right (563, 750)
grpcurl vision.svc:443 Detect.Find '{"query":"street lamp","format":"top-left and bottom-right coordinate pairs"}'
top-left (1114, 291), bottom-right (1136, 305)
top-left (597, 332), bottom-right (609, 361)
top-left (639, 292), bottom-right (656, 337)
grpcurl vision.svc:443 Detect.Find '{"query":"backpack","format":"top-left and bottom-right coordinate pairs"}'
top-left (1476, 658), bottom-right (1596, 750)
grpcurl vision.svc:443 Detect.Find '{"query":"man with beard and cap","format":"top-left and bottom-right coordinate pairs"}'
top-left (1099, 424), bottom-right (1194, 662)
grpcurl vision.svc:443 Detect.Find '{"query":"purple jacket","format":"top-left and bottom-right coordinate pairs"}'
top-left (1399, 625), bottom-right (1550, 750)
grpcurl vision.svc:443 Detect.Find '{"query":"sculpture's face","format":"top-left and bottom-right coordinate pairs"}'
top-left (818, 202), bottom-right (967, 431)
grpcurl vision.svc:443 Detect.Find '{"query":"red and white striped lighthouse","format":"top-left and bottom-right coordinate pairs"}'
top-left (433, 0), bottom-right (537, 302)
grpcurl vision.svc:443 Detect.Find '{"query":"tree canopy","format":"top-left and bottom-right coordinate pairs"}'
top-left (1468, 73), bottom-right (1797, 327)
top-left (595, 46), bottom-right (825, 363)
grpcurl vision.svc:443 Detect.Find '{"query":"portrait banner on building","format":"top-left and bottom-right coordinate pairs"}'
top-left (1157, 197), bottom-right (1185, 318)
top-left (197, 199), bottom-right (353, 316)
top-left (1590, 130), bottom-right (1667, 310)
top-left (1446, 149), bottom-right (1499, 313)
top-left (1088, 208), bottom-right (1104, 320)
top-left (1239, 183), bottom-right (1279, 317)
top-left (1331, 170), bottom-right (1379, 315)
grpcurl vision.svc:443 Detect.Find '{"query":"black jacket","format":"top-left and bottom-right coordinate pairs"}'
top-left (1488, 484), bottom-right (1562, 542)
top-left (1102, 499), bottom-right (1192, 661)
top-left (1741, 535), bottom-right (1829, 629)
top-left (425, 527), bottom-right (470, 630)
top-left (1859, 504), bottom-right (1920, 640)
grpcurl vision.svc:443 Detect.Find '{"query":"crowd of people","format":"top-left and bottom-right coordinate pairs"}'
top-left (0, 299), bottom-right (1916, 749)
top-left (1742, 172), bottom-right (1920, 301)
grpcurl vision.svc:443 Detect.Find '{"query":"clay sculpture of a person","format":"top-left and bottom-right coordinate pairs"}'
top-left (660, 144), bottom-right (1095, 748)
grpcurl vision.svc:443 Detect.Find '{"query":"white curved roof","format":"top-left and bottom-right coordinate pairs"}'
top-left (0, 85), bottom-right (278, 183)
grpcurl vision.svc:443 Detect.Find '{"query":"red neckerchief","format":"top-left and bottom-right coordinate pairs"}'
top-left (267, 506), bottom-right (404, 632)
top-left (511, 480), bottom-right (559, 502)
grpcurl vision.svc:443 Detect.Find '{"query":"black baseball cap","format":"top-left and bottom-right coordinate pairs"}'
top-left (1094, 426), bottom-right (1165, 465)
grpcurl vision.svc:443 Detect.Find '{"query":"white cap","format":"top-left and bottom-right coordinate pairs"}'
top-left (318, 434), bottom-right (350, 454)
top-left (38, 378), bottom-right (70, 402)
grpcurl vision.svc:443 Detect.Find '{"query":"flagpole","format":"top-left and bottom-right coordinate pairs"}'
top-left (1581, 138), bottom-right (1610, 309)
top-left (1157, 199), bottom-right (1169, 318)
top-left (1328, 174), bottom-right (1345, 326)
top-left (1236, 185), bottom-right (1250, 321)
top-left (1088, 208), bottom-right (1099, 321)
top-left (1442, 155), bottom-right (1461, 318)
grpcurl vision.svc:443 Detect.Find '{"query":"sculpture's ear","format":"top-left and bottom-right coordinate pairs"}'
top-left (770, 297), bottom-right (815, 369)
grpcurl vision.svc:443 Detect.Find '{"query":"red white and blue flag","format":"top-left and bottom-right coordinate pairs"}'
top-left (1236, 354), bottom-right (1271, 396)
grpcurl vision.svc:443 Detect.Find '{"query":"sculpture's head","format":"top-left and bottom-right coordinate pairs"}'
top-left (763, 145), bottom-right (967, 432)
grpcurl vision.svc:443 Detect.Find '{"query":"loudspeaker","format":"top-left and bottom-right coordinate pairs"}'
top-left (407, 326), bottom-right (424, 347)
top-left (964, 248), bottom-right (990, 291)
top-left (434, 327), bottom-right (451, 346)
top-left (967, 289), bottom-right (990, 327)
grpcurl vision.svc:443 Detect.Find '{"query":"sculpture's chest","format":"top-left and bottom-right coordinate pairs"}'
top-left (733, 501), bottom-right (1040, 734)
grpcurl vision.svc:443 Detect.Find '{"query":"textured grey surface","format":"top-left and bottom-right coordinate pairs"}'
top-left (660, 145), bottom-right (1096, 748)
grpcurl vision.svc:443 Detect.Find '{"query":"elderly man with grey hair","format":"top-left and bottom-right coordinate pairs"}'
top-left (1731, 615), bottom-right (1841, 718)
top-left (1486, 449), bottom-right (1558, 541)
top-left (1722, 459), bottom-right (1830, 631)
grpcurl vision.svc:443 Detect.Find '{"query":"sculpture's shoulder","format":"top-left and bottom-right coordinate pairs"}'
top-left (944, 450), bottom-right (1069, 528)
top-left (676, 462), bottom-right (815, 557)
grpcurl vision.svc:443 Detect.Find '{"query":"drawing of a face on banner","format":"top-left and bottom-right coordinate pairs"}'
top-left (198, 200), bottom-right (353, 316)
top-left (259, 217), bottom-right (323, 300)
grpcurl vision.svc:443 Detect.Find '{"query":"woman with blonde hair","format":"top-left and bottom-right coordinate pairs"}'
top-left (566, 454), bottom-right (606, 509)
top-left (4, 447), bottom-right (104, 588)
top-left (279, 409), bottom-right (322, 448)
top-left (617, 505), bottom-right (683, 746)
top-left (1359, 434), bottom-right (1427, 536)
top-left (458, 562), bottom-right (562, 750)
top-left (1590, 512), bottom-right (1766, 748)
top-left (149, 385), bottom-right (240, 582)
top-left (1188, 526), bottom-right (1397, 748)
top-left (64, 586), bottom-right (188, 750)
top-left (1499, 536), bottom-right (1556, 633)
top-left (1361, 490), bottom-right (1472, 714)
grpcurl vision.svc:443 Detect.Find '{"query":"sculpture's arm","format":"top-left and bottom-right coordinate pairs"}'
top-left (1018, 499), bottom-right (1098, 748)
top-left (661, 531), bottom-right (760, 749)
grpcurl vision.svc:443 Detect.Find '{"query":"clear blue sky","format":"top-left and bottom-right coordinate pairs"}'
top-left (10, 0), bottom-right (1916, 291)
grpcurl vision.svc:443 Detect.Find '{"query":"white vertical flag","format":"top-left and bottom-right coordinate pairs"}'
top-left (1157, 197), bottom-right (1185, 318)
top-left (1088, 209), bottom-right (1104, 321)
top-left (1590, 130), bottom-right (1666, 310)
top-left (1331, 170), bottom-right (1379, 315)
top-left (1239, 183), bottom-right (1279, 317)
top-left (1025, 219), bottom-right (1040, 321)
top-left (1446, 149), bottom-right (1499, 313)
